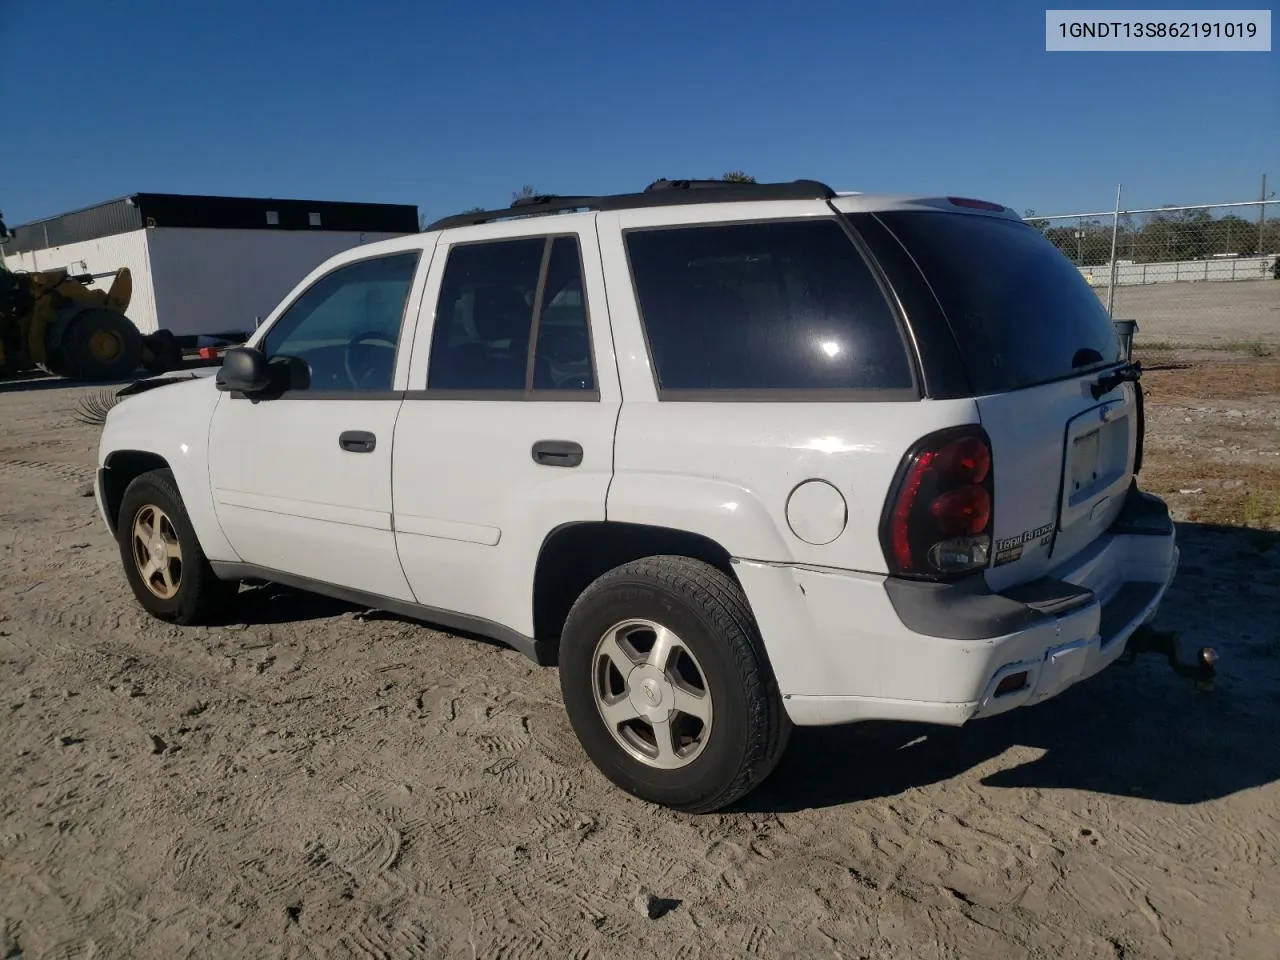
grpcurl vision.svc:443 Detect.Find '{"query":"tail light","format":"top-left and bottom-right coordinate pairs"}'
top-left (880, 426), bottom-right (994, 579)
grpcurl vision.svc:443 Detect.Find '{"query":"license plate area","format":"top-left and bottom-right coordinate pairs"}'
top-left (1061, 399), bottom-right (1132, 523)
top-left (1069, 427), bottom-right (1101, 498)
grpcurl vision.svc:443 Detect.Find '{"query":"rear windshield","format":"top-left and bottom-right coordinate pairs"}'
top-left (876, 211), bottom-right (1123, 394)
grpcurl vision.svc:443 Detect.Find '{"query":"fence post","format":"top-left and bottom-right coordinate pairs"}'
top-left (1260, 174), bottom-right (1268, 254)
top-left (1105, 183), bottom-right (1122, 317)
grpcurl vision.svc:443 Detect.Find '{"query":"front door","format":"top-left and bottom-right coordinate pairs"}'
top-left (392, 220), bottom-right (621, 638)
top-left (207, 249), bottom-right (426, 600)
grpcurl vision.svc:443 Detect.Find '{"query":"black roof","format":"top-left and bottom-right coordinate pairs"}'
top-left (425, 179), bottom-right (837, 231)
top-left (4, 193), bottom-right (420, 255)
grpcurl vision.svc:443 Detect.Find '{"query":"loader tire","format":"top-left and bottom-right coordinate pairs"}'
top-left (141, 329), bottom-right (182, 374)
top-left (60, 308), bottom-right (143, 381)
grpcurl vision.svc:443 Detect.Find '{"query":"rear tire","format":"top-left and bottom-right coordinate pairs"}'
top-left (558, 556), bottom-right (790, 813)
top-left (117, 468), bottom-right (237, 625)
top-left (59, 308), bottom-right (143, 381)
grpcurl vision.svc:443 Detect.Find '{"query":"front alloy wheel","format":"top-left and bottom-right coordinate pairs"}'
top-left (116, 467), bottom-right (237, 624)
top-left (131, 504), bottom-right (183, 599)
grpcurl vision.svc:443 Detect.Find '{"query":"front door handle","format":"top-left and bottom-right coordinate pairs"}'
top-left (531, 440), bottom-right (583, 467)
top-left (339, 430), bottom-right (377, 453)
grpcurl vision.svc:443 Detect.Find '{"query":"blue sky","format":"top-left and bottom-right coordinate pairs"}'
top-left (4, 0), bottom-right (1276, 225)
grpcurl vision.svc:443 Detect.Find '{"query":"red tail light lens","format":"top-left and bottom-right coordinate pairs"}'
top-left (931, 485), bottom-right (991, 536)
top-left (935, 435), bottom-right (991, 485)
top-left (881, 427), bottom-right (995, 579)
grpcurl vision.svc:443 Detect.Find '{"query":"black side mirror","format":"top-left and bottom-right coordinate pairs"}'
top-left (216, 346), bottom-right (272, 394)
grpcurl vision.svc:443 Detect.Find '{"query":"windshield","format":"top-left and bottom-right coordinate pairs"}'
top-left (875, 211), bottom-right (1123, 394)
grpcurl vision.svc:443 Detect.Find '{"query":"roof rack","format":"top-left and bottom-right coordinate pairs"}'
top-left (425, 179), bottom-right (837, 231)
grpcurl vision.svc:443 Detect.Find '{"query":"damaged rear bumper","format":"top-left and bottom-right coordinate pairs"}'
top-left (738, 482), bottom-right (1197, 728)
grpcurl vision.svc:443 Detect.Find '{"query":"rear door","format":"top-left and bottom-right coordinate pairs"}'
top-left (391, 217), bottom-right (620, 639)
top-left (873, 207), bottom-right (1135, 590)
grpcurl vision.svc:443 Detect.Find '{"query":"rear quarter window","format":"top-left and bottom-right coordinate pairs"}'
top-left (625, 218), bottom-right (915, 396)
top-left (876, 211), bottom-right (1123, 394)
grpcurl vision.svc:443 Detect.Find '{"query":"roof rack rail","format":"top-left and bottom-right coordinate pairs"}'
top-left (425, 179), bottom-right (838, 232)
top-left (510, 193), bottom-right (598, 210)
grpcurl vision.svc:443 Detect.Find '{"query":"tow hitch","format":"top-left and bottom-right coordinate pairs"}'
top-left (1120, 625), bottom-right (1218, 691)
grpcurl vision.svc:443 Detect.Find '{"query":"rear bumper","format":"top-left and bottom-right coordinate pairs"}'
top-left (736, 484), bottom-right (1179, 726)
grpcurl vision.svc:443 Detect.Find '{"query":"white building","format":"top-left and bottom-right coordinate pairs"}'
top-left (1, 193), bottom-right (419, 337)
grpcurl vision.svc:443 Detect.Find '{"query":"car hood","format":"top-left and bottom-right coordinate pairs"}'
top-left (102, 369), bottom-right (220, 439)
top-left (116, 366), bottom-right (220, 398)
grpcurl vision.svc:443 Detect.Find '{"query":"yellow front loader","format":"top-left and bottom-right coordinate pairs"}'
top-left (0, 261), bottom-right (148, 380)
top-left (1, 210), bottom-right (242, 382)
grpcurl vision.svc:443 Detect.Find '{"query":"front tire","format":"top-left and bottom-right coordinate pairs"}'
top-left (558, 556), bottom-right (790, 813)
top-left (116, 468), bottom-right (236, 624)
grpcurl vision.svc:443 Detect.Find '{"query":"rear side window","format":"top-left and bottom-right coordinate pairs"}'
top-left (426, 235), bottom-right (596, 394)
top-left (625, 219), bottom-right (914, 395)
top-left (427, 238), bottom-right (543, 391)
top-left (877, 211), bottom-right (1123, 394)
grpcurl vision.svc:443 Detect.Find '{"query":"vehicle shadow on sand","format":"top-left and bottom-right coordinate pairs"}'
top-left (202, 523), bottom-right (1279, 812)
top-left (740, 522), bottom-right (1280, 813)
top-left (214, 582), bottom-right (523, 655)
top-left (214, 581), bottom-right (356, 626)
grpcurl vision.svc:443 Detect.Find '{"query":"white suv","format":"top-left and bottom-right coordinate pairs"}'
top-left (95, 179), bottom-right (1178, 812)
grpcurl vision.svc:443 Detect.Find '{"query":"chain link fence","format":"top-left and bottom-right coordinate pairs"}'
top-left (1028, 197), bottom-right (1280, 356)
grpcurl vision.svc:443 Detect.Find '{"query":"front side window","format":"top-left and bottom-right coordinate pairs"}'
top-left (625, 219), bottom-right (914, 395)
top-left (262, 252), bottom-right (420, 392)
top-left (426, 235), bottom-right (595, 394)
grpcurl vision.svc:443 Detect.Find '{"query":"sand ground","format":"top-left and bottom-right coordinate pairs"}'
top-left (1, 354), bottom-right (1278, 960)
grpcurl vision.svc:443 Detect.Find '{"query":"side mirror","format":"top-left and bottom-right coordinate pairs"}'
top-left (216, 346), bottom-right (272, 394)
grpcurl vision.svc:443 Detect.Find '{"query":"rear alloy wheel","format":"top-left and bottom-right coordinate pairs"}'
top-left (592, 619), bottom-right (714, 770)
top-left (117, 468), bottom-right (237, 624)
top-left (559, 556), bottom-right (790, 813)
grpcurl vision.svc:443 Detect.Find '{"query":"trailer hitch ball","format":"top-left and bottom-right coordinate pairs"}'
top-left (1122, 626), bottom-right (1219, 691)
top-left (1195, 647), bottom-right (1219, 691)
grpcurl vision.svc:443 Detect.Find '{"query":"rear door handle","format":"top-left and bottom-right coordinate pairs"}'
top-left (531, 440), bottom-right (583, 467)
top-left (339, 430), bottom-right (377, 453)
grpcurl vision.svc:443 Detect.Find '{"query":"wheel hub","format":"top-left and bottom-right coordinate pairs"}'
top-left (89, 330), bottom-right (123, 361)
top-left (627, 666), bottom-right (673, 719)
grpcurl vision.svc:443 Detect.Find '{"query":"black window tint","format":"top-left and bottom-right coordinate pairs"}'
top-left (262, 252), bottom-right (419, 392)
top-left (877, 211), bottom-right (1123, 394)
top-left (532, 237), bottom-right (594, 392)
top-left (427, 238), bottom-right (543, 391)
top-left (625, 219), bottom-right (912, 393)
